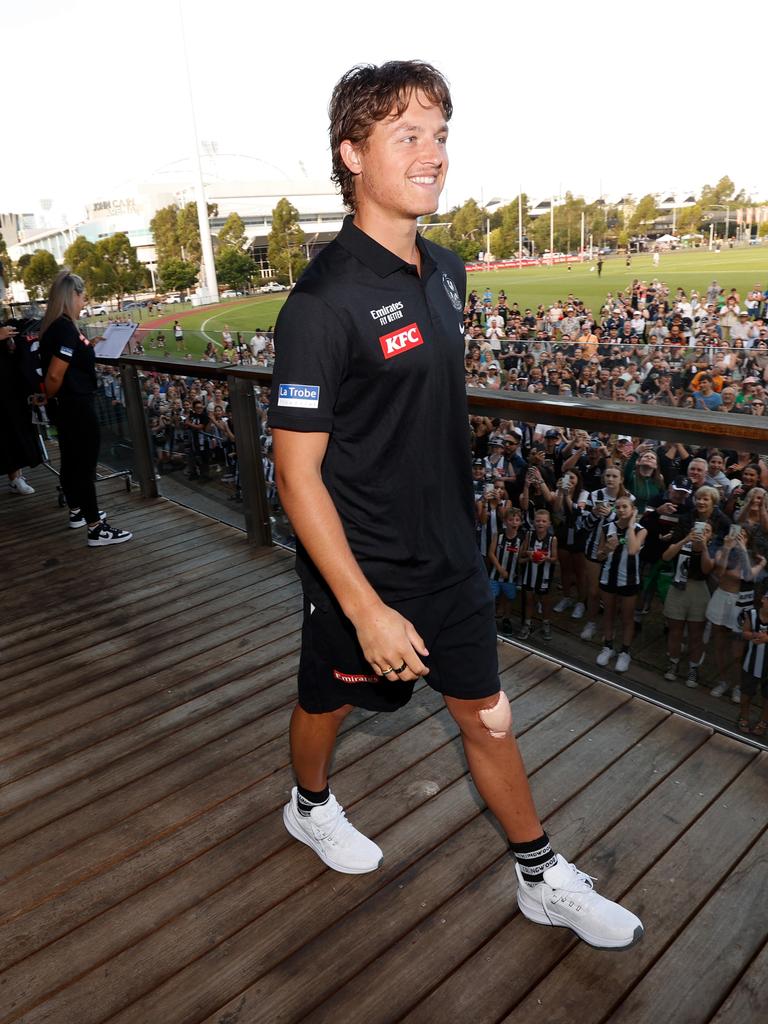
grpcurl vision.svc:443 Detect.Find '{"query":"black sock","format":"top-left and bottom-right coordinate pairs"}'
top-left (297, 783), bottom-right (330, 817)
top-left (510, 832), bottom-right (558, 883)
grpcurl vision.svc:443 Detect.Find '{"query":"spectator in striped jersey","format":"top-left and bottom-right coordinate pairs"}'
top-left (594, 497), bottom-right (647, 674)
top-left (520, 461), bottom-right (554, 529)
top-left (661, 514), bottom-right (717, 688)
top-left (517, 509), bottom-right (558, 641)
top-left (737, 591), bottom-right (768, 736)
top-left (707, 527), bottom-right (765, 704)
top-left (552, 470), bottom-right (587, 620)
top-left (577, 466), bottom-right (633, 643)
top-left (487, 507), bottom-right (525, 632)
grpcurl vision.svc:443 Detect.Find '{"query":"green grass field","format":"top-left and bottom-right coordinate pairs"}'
top-left (127, 246), bottom-right (767, 360)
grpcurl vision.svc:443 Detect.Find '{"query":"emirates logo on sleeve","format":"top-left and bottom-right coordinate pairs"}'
top-left (379, 322), bottom-right (424, 359)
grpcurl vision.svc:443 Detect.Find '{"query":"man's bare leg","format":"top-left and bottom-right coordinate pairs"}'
top-left (289, 703), bottom-right (354, 790)
top-left (443, 693), bottom-right (542, 842)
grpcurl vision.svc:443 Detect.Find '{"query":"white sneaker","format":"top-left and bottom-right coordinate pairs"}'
top-left (553, 597), bottom-right (574, 614)
top-left (580, 621), bottom-right (597, 641)
top-left (615, 652), bottom-right (632, 673)
top-left (663, 658), bottom-right (679, 682)
top-left (516, 854), bottom-right (644, 950)
top-left (731, 686), bottom-right (742, 704)
top-left (282, 788), bottom-right (382, 874)
top-left (596, 646), bottom-right (615, 667)
top-left (8, 476), bottom-right (34, 495)
top-left (571, 602), bottom-right (586, 620)
top-left (710, 681), bottom-right (729, 699)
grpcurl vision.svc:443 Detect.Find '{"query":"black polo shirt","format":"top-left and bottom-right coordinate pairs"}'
top-left (269, 215), bottom-right (477, 603)
top-left (40, 315), bottom-right (97, 398)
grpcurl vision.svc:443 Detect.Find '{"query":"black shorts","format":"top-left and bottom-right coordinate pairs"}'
top-left (298, 564), bottom-right (501, 714)
top-left (741, 669), bottom-right (768, 699)
top-left (599, 582), bottom-right (641, 597)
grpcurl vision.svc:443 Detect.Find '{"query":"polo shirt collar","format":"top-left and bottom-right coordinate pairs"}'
top-left (337, 214), bottom-right (434, 279)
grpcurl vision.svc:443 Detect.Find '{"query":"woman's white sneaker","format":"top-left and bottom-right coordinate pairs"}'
top-left (8, 476), bottom-right (34, 495)
top-left (283, 788), bottom-right (383, 874)
top-left (516, 854), bottom-right (643, 950)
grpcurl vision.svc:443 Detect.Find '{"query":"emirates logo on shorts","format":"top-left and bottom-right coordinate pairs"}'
top-left (379, 322), bottom-right (424, 359)
top-left (333, 669), bottom-right (379, 684)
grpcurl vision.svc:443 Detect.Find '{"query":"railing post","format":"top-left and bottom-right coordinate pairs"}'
top-left (120, 364), bottom-right (158, 498)
top-left (227, 374), bottom-right (272, 546)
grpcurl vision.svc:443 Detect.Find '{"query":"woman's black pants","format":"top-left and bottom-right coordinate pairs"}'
top-left (54, 397), bottom-right (100, 524)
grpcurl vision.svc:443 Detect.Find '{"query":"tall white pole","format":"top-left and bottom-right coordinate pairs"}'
top-left (486, 216), bottom-right (490, 261)
top-left (179, 1), bottom-right (219, 304)
top-left (580, 211), bottom-right (585, 258)
top-left (550, 196), bottom-right (554, 262)
top-left (518, 188), bottom-right (523, 268)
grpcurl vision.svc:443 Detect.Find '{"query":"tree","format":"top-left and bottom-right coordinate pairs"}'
top-left (0, 234), bottom-right (11, 288)
top-left (495, 195), bottom-right (529, 258)
top-left (267, 198), bottom-right (307, 284)
top-left (150, 206), bottom-right (182, 265)
top-left (150, 201), bottom-right (218, 266)
top-left (627, 194), bottom-right (658, 235)
top-left (22, 250), bottom-right (59, 299)
top-left (158, 257), bottom-right (198, 293)
top-left (95, 233), bottom-right (147, 303)
top-left (215, 248), bottom-right (253, 292)
top-left (63, 237), bottom-right (112, 300)
top-left (217, 212), bottom-right (247, 252)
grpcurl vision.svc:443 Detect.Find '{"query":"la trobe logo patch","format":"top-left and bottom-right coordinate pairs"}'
top-left (379, 323), bottom-right (424, 360)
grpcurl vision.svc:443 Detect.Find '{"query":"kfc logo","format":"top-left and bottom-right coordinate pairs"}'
top-left (379, 322), bottom-right (424, 360)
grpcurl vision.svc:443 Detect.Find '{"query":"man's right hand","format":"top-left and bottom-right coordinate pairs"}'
top-left (351, 602), bottom-right (429, 682)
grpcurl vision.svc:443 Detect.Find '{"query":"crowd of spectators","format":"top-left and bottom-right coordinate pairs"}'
top-left (91, 274), bottom-right (768, 737)
top-left (463, 279), bottom-right (768, 409)
top-left (470, 276), bottom-right (768, 737)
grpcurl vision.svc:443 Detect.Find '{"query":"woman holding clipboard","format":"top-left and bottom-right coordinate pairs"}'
top-left (40, 271), bottom-right (132, 546)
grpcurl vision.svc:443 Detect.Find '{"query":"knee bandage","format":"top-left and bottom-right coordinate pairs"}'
top-left (478, 691), bottom-right (512, 738)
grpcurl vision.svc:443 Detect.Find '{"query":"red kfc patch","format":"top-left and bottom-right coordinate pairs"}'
top-left (379, 322), bottom-right (424, 360)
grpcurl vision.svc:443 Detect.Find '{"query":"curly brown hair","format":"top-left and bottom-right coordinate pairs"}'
top-left (328, 60), bottom-right (452, 211)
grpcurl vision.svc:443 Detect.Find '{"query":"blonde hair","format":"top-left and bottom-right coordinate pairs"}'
top-left (40, 271), bottom-right (85, 337)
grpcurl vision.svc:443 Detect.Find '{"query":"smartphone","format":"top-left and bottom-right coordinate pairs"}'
top-left (693, 521), bottom-right (706, 537)
top-left (728, 524), bottom-right (742, 540)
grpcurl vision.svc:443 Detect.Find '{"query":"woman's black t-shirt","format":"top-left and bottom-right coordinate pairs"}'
top-left (40, 315), bottom-right (97, 398)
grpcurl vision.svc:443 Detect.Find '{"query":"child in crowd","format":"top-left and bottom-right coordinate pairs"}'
top-left (517, 509), bottom-right (558, 641)
top-left (595, 496), bottom-right (647, 673)
top-left (487, 506), bottom-right (526, 632)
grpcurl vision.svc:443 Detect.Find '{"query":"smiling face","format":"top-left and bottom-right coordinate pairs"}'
top-left (341, 90), bottom-right (448, 222)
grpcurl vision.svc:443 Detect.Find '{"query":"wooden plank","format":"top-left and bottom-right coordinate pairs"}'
top-left (0, 615), bottom-right (302, 844)
top-left (709, 938), bottom-right (768, 1024)
top-left (280, 700), bottom-right (670, 1024)
top-left (0, 589), bottom-right (301, 727)
top-left (404, 727), bottom-right (751, 1024)
top-left (0, 549), bottom-right (288, 676)
top-left (78, 680), bottom-right (622, 1024)
top-left (496, 743), bottom-right (766, 1024)
top-left (604, 820), bottom-right (768, 1024)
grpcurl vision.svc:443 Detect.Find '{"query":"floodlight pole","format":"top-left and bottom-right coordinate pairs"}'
top-left (549, 197), bottom-right (554, 263)
top-left (580, 211), bottom-right (585, 259)
top-left (179, 0), bottom-right (219, 305)
top-left (518, 187), bottom-right (523, 268)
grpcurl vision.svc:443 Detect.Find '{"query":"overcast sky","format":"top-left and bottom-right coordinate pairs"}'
top-left (5, 0), bottom-right (765, 222)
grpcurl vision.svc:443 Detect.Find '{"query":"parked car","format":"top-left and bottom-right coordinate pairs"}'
top-left (164, 294), bottom-right (182, 303)
top-left (80, 303), bottom-right (108, 317)
top-left (258, 282), bottom-right (288, 293)
top-left (221, 289), bottom-right (244, 298)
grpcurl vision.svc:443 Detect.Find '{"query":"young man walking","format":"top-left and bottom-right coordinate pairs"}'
top-left (269, 61), bottom-right (643, 950)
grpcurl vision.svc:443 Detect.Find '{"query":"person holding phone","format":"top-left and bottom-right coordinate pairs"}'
top-left (577, 466), bottom-right (633, 641)
top-left (661, 490), bottom-right (719, 687)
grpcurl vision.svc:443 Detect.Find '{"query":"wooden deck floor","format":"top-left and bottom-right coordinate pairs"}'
top-left (1, 465), bottom-right (766, 1024)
